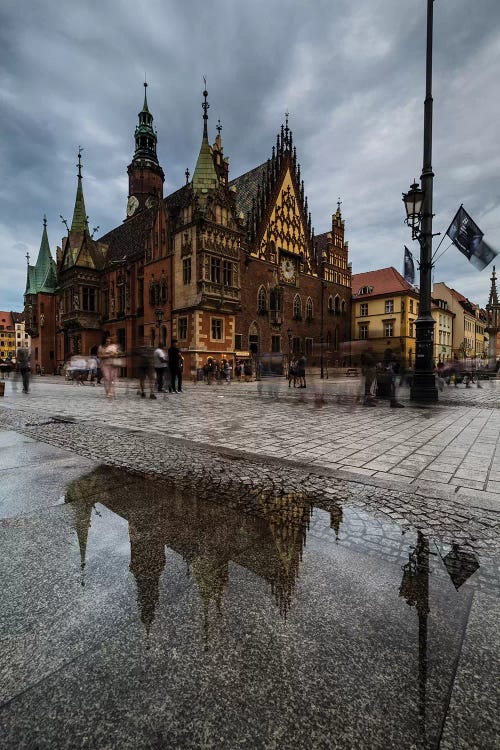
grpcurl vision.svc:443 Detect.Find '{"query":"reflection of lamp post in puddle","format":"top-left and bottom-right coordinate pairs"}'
top-left (399, 531), bottom-right (430, 743)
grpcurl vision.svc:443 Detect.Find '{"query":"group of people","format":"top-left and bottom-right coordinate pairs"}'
top-left (133, 339), bottom-right (184, 399)
top-left (360, 347), bottom-right (404, 408)
top-left (202, 357), bottom-right (231, 384)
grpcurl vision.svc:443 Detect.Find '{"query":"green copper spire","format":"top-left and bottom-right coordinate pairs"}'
top-left (192, 82), bottom-right (218, 193)
top-left (132, 81), bottom-right (159, 166)
top-left (70, 148), bottom-right (90, 234)
top-left (25, 216), bottom-right (58, 294)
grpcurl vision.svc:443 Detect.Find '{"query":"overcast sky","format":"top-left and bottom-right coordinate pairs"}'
top-left (1, 0), bottom-right (499, 312)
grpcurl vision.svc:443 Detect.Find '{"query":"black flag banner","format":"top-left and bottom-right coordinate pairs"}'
top-left (403, 246), bottom-right (415, 284)
top-left (446, 205), bottom-right (497, 271)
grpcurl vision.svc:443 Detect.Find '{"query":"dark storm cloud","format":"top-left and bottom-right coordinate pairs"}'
top-left (1, 0), bottom-right (499, 311)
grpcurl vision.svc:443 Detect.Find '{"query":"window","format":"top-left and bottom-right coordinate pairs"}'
top-left (178, 317), bottom-right (188, 340)
top-left (235, 333), bottom-right (243, 350)
top-left (223, 260), bottom-right (232, 287)
top-left (335, 295), bottom-right (340, 314)
top-left (360, 303), bottom-right (368, 317)
top-left (183, 257), bottom-right (191, 285)
top-left (137, 277), bottom-right (144, 308)
top-left (82, 287), bottom-right (96, 311)
top-left (271, 335), bottom-right (281, 353)
top-left (359, 324), bottom-right (369, 340)
top-left (293, 295), bottom-right (302, 319)
top-left (305, 337), bottom-right (313, 355)
top-left (306, 298), bottom-right (313, 321)
top-left (161, 280), bottom-right (168, 303)
top-left (384, 323), bottom-right (393, 337)
top-left (328, 295), bottom-right (333, 311)
top-left (211, 318), bottom-right (223, 340)
top-left (341, 299), bottom-right (346, 314)
top-left (385, 299), bottom-right (394, 313)
top-left (210, 257), bottom-right (221, 283)
top-left (409, 322), bottom-right (414, 337)
top-left (257, 286), bottom-right (267, 313)
top-left (117, 285), bottom-right (125, 313)
top-left (292, 336), bottom-right (301, 354)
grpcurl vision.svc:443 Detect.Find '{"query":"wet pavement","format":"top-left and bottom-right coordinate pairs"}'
top-left (1, 453), bottom-right (499, 748)
top-left (0, 378), bottom-right (499, 748)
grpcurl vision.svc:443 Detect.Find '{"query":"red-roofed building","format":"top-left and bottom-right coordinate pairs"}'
top-left (351, 267), bottom-right (419, 367)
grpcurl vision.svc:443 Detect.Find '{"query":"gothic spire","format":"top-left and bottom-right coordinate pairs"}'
top-left (487, 266), bottom-right (499, 308)
top-left (70, 148), bottom-right (89, 234)
top-left (132, 81), bottom-right (160, 168)
top-left (26, 215), bottom-right (58, 294)
top-left (192, 81), bottom-right (218, 193)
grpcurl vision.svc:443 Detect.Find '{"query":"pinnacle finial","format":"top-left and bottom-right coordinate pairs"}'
top-left (216, 118), bottom-right (222, 134)
top-left (43, 214), bottom-right (47, 229)
top-left (284, 111), bottom-right (289, 138)
top-left (337, 196), bottom-right (342, 212)
top-left (202, 78), bottom-right (210, 139)
top-left (185, 167), bottom-right (190, 184)
top-left (77, 147), bottom-right (83, 179)
top-left (26, 251), bottom-right (30, 265)
top-left (143, 77), bottom-right (149, 110)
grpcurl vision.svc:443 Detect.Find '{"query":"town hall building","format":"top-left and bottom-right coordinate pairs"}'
top-left (25, 84), bottom-right (352, 376)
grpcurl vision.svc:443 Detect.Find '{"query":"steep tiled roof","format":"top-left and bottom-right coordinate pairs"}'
top-left (164, 184), bottom-right (191, 211)
top-left (11, 312), bottom-right (24, 324)
top-left (25, 221), bottom-right (58, 294)
top-left (352, 267), bottom-right (416, 298)
top-left (97, 207), bottom-right (156, 263)
top-left (229, 162), bottom-right (268, 218)
top-left (314, 231), bottom-right (330, 256)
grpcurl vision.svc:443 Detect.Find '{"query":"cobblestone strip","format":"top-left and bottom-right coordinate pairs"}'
top-left (1, 408), bottom-right (498, 556)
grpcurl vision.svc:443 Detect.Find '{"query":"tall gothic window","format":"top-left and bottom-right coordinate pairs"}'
top-left (293, 295), bottom-right (302, 319)
top-left (257, 286), bottom-right (267, 313)
top-left (306, 298), bottom-right (313, 321)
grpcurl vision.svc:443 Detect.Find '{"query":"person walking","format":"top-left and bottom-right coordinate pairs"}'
top-left (133, 342), bottom-right (156, 399)
top-left (297, 354), bottom-right (307, 388)
top-left (168, 339), bottom-right (183, 393)
top-left (154, 344), bottom-right (168, 392)
top-left (360, 345), bottom-right (377, 406)
top-left (98, 335), bottom-right (121, 399)
top-left (16, 346), bottom-right (31, 394)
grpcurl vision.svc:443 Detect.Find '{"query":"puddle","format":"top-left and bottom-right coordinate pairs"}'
top-left (2, 466), bottom-right (498, 750)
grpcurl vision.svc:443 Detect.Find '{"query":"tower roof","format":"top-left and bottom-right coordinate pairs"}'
top-left (25, 216), bottom-right (58, 295)
top-left (131, 81), bottom-right (161, 170)
top-left (71, 149), bottom-right (89, 234)
top-left (192, 85), bottom-right (218, 193)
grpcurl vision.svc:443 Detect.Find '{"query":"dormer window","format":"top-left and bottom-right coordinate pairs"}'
top-left (358, 285), bottom-right (373, 295)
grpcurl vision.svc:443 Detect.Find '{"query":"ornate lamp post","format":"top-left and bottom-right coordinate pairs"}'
top-left (402, 0), bottom-right (438, 403)
top-left (155, 308), bottom-right (164, 346)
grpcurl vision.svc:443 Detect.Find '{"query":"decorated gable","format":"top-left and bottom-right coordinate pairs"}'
top-left (259, 168), bottom-right (308, 262)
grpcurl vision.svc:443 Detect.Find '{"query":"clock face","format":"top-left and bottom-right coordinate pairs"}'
top-left (280, 257), bottom-right (296, 283)
top-left (127, 195), bottom-right (139, 217)
top-left (145, 196), bottom-right (157, 209)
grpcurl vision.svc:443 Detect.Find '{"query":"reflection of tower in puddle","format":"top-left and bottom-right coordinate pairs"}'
top-left (257, 490), bottom-right (313, 617)
top-left (190, 553), bottom-right (229, 648)
top-left (65, 472), bottom-right (102, 587)
top-left (128, 510), bottom-right (166, 636)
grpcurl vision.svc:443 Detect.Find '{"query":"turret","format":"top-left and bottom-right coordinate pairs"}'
top-left (126, 81), bottom-right (165, 219)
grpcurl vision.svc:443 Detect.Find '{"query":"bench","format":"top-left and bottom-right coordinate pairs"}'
top-left (346, 368), bottom-right (359, 377)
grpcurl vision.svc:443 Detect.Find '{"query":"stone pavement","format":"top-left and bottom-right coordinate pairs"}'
top-left (1, 374), bottom-right (500, 508)
top-left (0, 374), bottom-right (499, 555)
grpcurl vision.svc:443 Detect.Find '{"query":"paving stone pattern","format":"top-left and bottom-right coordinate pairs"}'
top-left (1, 377), bottom-right (499, 558)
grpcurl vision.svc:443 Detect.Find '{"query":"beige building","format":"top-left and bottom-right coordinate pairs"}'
top-left (433, 282), bottom-right (486, 359)
top-left (431, 298), bottom-right (454, 364)
top-left (351, 267), bottom-right (419, 367)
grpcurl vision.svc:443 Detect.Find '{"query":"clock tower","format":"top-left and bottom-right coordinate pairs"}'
top-left (126, 81), bottom-right (164, 219)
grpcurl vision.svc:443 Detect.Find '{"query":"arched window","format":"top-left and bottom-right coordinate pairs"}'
top-left (257, 286), bottom-right (267, 313)
top-left (328, 295), bottom-right (334, 311)
top-left (334, 295), bottom-right (340, 314)
top-left (341, 298), bottom-right (346, 314)
top-left (293, 294), bottom-right (302, 319)
top-left (249, 321), bottom-right (259, 354)
top-left (306, 297), bottom-right (313, 321)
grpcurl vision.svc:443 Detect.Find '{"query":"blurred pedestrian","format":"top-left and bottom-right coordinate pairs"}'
top-left (168, 339), bottom-right (183, 393)
top-left (360, 346), bottom-right (377, 406)
top-left (154, 344), bottom-right (168, 392)
top-left (16, 346), bottom-right (31, 394)
top-left (98, 335), bottom-right (121, 399)
top-left (288, 358), bottom-right (297, 388)
top-left (133, 342), bottom-right (156, 399)
top-left (297, 354), bottom-right (307, 388)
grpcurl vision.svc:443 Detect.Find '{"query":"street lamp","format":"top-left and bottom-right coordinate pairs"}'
top-left (320, 251), bottom-right (327, 379)
top-left (155, 308), bottom-right (164, 346)
top-left (402, 0), bottom-right (438, 403)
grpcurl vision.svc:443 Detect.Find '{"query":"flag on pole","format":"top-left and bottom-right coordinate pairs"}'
top-left (403, 246), bottom-right (415, 284)
top-left (446, 205), bottom-right (498, 271)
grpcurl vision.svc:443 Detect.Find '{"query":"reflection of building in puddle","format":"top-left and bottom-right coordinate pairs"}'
top-left (65, 470), bottom-right (316, 633)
